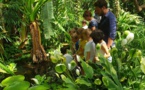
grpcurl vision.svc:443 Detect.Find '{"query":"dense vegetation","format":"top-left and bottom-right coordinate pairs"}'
top-left (0, 0), bottom-right (145, 90)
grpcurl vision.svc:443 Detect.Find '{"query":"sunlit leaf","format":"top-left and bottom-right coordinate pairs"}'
top-left (28, 84), bottom-right (50, 90)
top-left (1, 75), bottom-right (25, 86)
top-left (81, 60), bottom-right (94, 79)
top-left (3, 81), bottom-right (30, 90)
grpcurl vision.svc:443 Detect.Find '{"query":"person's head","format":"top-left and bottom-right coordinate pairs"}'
top-left (94, 0), bottom-right (108, 16)
top-left (69, 28), bottom-right (76, 36)
top-left (60, 47), bottom-right (67, 55)
top-left (82, 20), bottom-right (87, 26)
top-left (82, 29), bottom-right (92, 40)
top-left (75, 28), bottom-right (84, 39)
top-left (71, 33), bottom-right (79, 43)
top-left (83, 10), bottom-right (92, 21)
top-left (90, 29), bottom-right (104, 44)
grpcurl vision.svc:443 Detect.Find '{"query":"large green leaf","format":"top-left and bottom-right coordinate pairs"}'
top-left (1, 75), bottom-right (25, 86)
top-left (100, 57), bottom-right (123, 90)
top-left (28, 84), bottom-right (50, 90)
top-left (3, 81), bottom-right (30, 90)
top-left (81, 60), bottom-right (94, 79)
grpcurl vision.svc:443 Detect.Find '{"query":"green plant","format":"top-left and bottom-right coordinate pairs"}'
top-left (0, 62), bottom-right (16, 75)
top-left (117, 9), bottom-right (145, 50)
top-left (1, 75), bottom-right (30, 90)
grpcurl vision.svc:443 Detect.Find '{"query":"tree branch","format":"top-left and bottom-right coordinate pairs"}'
top-left (133, 0), bottom-right (142, 12)
top-left (133, 0), bottom-right (145, 12)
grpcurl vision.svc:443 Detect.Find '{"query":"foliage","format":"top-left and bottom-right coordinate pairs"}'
top-left (2, 0), bottom-right (22, 33)
top-left (1, 75), bottom-right (30, 90)
top-left (0, 62), bottom-right (16, 75)
top-left (117, 10), bottom-right (145, 50)
top-left (1, 0), bottom-right (145, 90)
top-left (1, 74), bottom-right (58, 90)
top-left (121, 0), bottom-right (145, 20)
top-left (44, 0), bottom-right (96, 48)
top-left (40, 1), bottom-right (54, 39)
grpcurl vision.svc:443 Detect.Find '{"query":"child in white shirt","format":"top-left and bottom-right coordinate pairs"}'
top-left (84, 29), bottom-right (96, 62)
top-left (90, 30), bottom-right (112, 63)
top-left (60, 47), bottom-right (73, 65)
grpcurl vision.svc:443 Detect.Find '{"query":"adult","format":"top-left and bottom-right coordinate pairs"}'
top-left (94, 0), bottom-right (117, 49)
top-left (83, 10), bottom-right (98, 31)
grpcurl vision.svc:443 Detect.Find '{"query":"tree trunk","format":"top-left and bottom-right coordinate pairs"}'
top-left (30, 21), bottom-right (48, 63)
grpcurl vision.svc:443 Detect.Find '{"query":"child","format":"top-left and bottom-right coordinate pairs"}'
top-left (69, 28), bottom-right (83, 53)
top-left (76, 29), bottom-right (87, 58)
top-left (90, 30), bottom-right (112, 63)
top-left (70, 32), bottom-right (79, 54)
top-left (83, 10), bottom-right (98, 31)
top-left (84, 29), bottom-right (96, 62)
top-left (82, 20), bottom-right (88, 29)
top-left (60, 46), bottom-right (73, 65)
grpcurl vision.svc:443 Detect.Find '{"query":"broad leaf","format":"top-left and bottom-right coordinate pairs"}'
top-left (81, 60), bottom-right (94, 79)
top-left (28, 84), bottom-right (50, 90)
top-left (3, 81), bottom-right (30, 90)
top-left (1, 75), bottom-right (24, 86)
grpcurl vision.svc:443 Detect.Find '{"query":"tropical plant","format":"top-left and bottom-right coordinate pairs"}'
top-left (21, 0), bottom-right (51, 63)
top-left (117, 9), bottom-right (145, 50)
top-left (0, 62), bottom-right (16, 75)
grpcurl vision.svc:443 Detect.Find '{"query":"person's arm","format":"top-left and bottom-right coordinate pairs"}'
top-left (108, 13), bottom-right (116, 48)
top-left (91, 26), bottom-right (96, 31)
top-left (101, 43), bottom-right (110, 58)
top-left (107, 37), bottom-right (113, 49)
top-left (86, 52), bottom-right (90, 62)
top-left (93, 56), bottom-right (99, 63)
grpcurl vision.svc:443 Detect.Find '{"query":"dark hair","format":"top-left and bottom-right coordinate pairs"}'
top-left (75, 28), bottom-right (84, 35)
top-left (60, 47), bottom-right (67, 55)
top-left (71, 33), bottom-right (79, 40)
top-left (94, 0), bottom-right (108, 8)
top-left (90, 29), bottom-right (104, 44)
top-left (83, 10), bottom-right (92, 17)
top-left (82, 20), bottom-right (87, 24)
